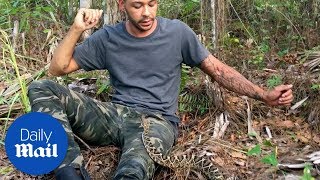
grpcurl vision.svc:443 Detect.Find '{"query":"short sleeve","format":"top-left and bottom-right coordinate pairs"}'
top-left (73, 29), bottom-right (107, 71)
top-left (180, 21), bottom-right (210, 67)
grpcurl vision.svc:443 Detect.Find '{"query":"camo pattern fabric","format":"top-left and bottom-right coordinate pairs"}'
top-left (28, 80), bottom-right (176, 179)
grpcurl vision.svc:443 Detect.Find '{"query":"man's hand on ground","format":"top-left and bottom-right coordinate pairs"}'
top-left (263, 84), bottom-right (294, 106)
top-left (72, 8), bottom-right (103, 32)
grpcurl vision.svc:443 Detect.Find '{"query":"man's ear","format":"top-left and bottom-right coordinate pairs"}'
top-left (119, 0), bottom-right (125, 11)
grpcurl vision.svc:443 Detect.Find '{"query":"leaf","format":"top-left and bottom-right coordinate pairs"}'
top-left (301, 164), bottom-right (315, 180)
top-left (42, 6), bottom-right (54, 12)
top-left (277, 120), bottom-right (294, 128)
top-left (313, 135), bottom-right (320, 144)
top-left (277, 48), bottom-right (289, 57)
top-left (97, 83), bottom-right (109, 95)
top-left (214, 157), bottom-right (225, 167)
top-left (231, 151), bottom-right (247, 159)
top-left (263, 140), bottom-right (274, 147)
top-left (311, 84), bottom-right (320, 90)
top-left (0, 166), bottom-right (13, 175)
top-left (247, 144), bottom-right (261, 156)
top-left (261, 151), bottom-right (278, 166)
top-left (297, 131), bottom-right (311, 143)
top-left (248, 132), bottom-right (257, 137)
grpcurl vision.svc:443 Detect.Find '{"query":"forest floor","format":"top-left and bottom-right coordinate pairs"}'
top-left (0, 24), bottom-right (319, 180)
top-left (0, 71), bottom-right (319, 180)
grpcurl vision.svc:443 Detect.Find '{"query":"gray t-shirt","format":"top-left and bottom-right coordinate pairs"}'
top-left (73, 17), bottom-right (209, 123)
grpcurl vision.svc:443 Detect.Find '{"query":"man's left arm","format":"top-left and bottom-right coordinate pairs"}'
top-left (200, 54), bottom-right (293, 106)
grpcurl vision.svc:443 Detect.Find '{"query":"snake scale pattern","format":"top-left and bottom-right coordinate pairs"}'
top-left (141, 117), bottom-right (224, 180)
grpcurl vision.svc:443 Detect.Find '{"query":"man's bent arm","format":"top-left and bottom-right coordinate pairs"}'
top-left (49, 8), bottom-right (103, 76)
top-left (49, 26), bottom-right (82, 76)
top-left (200, 54), bottom-right (267, 102)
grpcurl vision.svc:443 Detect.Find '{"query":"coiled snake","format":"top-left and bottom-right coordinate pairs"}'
top-left (141, 116), bottom-right (224, 179)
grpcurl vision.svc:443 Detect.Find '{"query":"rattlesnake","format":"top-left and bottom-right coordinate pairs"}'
top-left (141, 116), bottom-right (224, 179)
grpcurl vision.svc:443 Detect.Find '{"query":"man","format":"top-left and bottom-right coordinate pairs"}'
top-left (27, 0), bottom-right (294, 179)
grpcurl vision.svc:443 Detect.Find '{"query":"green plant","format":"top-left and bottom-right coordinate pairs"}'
top-left (222, 32), bottom-right (241, 48)
top-left (247, 144), bottom-right (261, 156)
top-left (228, 0), bottom-right (317, 58)
top-left (96, 77), bottom-right (111, 95)
top-left (301, 163), bottom-right (315, 180)
top-left (248, 132), bottom-right (258, 138)
top-left (179, 89), bottom-right (211, 115)
top-left (0, 0), bottom-right (81, 31)
top-left (250, 1), bottom-right (298, 49)
top-left (267, 75), bottom-right (282, 89)
top-left (0, 0), bottom-right (55, 31)
top-left (311, 84), bottom-right (320, 91)
top-left (248, 42), bottom-right (270, 68)
top-left (247, 141), bottom-right (278, 167)
top-left (180, 64), bottom-right (191, 92)
top-left (0, 166), bottom-right (14, 175)
top-left (277, 48), bottom-right (289, 57)
top-left (0, 29), bottom-right (30, 113)
top-left (261, 150), bottom-right (278, 166)
top-left (2, 94), bottom-right (20, 141)
top-left (158, 0), bottom-right (200, 22)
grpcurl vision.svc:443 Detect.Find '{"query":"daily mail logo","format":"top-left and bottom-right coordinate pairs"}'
top-left (15, 129), bottom-right (57, 158)
top-left (5, 112), bottom-right (68, 175)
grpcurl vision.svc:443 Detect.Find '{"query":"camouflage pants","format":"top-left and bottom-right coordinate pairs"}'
top-left (28, 80), bottom-right (176, 180)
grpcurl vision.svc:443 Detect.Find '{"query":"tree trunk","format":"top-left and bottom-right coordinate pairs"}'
top-left (104, 0), bottom-right (124, 25)
top-left (80, 0), bottom-right (92, 12)
top-left (211, 0), bottom-right (217, 49)
top-left (210, 0), bottom-right (226, 51)
top-left (216, 0), bottom-right (225, 46)
top-left (313, 0), bottom-right (319, 21)
top-left (200, 0), bottom-right (204, 42)
top-left (68, 0), bottom-right (74, 22)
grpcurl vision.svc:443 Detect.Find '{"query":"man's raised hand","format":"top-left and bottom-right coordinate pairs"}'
top-left (72, 8), bottom-right (103, 32)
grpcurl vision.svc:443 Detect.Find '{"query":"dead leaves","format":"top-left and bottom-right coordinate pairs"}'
top-left (0, 81), bottom-right (6, 93)
top-left (230, 151), bottom-right (247, 160)
top-left (296, 131), bottom-right (312, 143)
top-left (254, 118), bottom-right (300, 130)
top-left (313, 134), bottom-right (320, 144)
top-left (252, 117), bottom-right (318, 145)
top-left (277, 120), bottom-right (295, 128)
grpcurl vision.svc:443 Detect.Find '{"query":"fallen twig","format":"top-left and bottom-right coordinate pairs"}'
top-left (73, 133), bottom-right (96, 155)
top-left (243, 96), bottom-right (262, 143)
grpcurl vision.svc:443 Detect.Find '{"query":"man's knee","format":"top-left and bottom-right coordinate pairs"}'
top-left (114, 157), bottom-right (154, 180)
top-left (28, 79), bottom-right (57, 92)
top-left (28, 80), bottom-right (63, 102)
top-left (28, 80), bottom-right (65, 110)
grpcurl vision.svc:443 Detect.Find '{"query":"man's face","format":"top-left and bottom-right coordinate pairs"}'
top-left (121, 0), bottom-right (158, 32)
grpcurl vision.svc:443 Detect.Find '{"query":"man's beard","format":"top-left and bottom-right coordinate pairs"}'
top-left (126, 11), bottom-right (155, 32)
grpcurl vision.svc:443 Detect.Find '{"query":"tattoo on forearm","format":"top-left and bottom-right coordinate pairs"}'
top-left (204, 56), bottom-right (264, 101)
